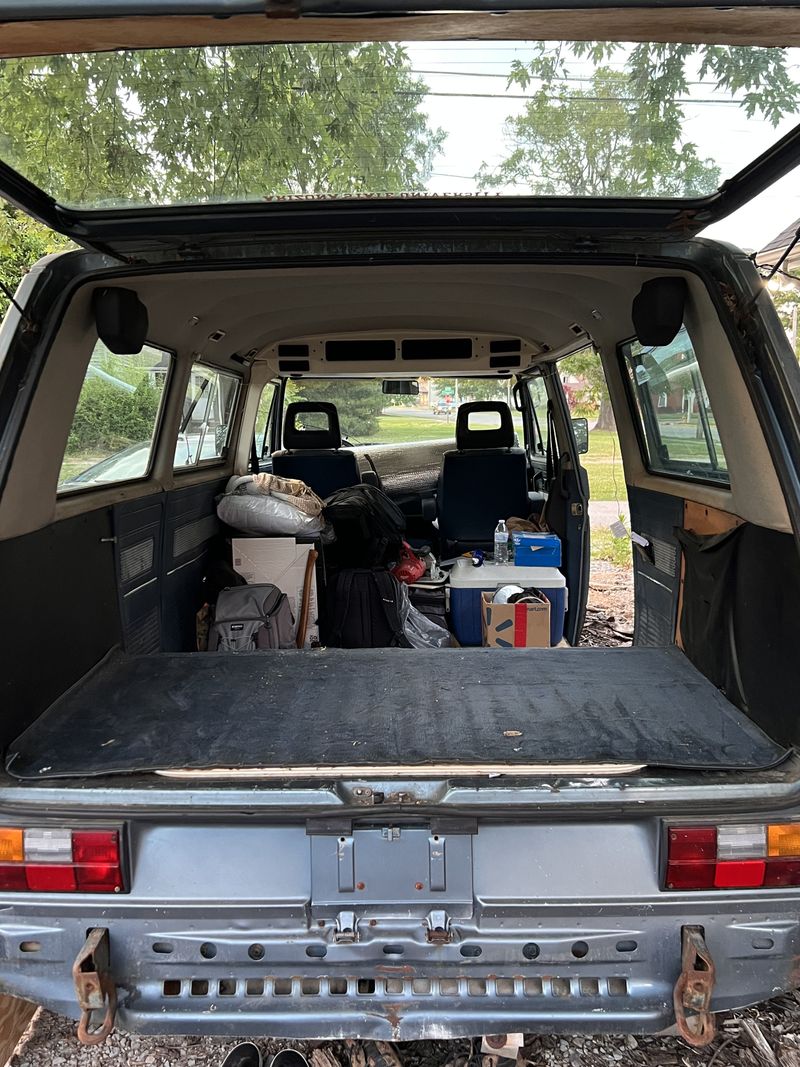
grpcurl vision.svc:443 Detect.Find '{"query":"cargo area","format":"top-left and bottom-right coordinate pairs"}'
top-left (5, 646), bottom-right (787, 780)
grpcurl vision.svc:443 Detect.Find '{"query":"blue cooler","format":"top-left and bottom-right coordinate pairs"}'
top-left (449, 558), bottom-right (568, 647)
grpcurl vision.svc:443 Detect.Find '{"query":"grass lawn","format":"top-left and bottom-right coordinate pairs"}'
top-left (582, 430), bottom-right (628, 503)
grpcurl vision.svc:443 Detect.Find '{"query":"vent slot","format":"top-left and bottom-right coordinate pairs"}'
top-left (160, 974), bottom-right (630, 1001)
top-left (489, 354), bottom-right (521, 369)
top-left (278, 344), bottom-right (310, 360)
top-left (125, 606), bottom-right (160, 655)
top-left (401, 338), bottom-right (471, 361)
top-left (172, 515), bottom-right (217, 559)
top-left (489, 338), bottom-right (522, 354)
top-left (279, 360), bottom-right (310, 373)
top-left (325, 340), bottom-right (396, 363)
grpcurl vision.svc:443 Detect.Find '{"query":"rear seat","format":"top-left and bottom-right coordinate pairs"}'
top-left (437, 400), bottom-right (530, 555)
top-left (272, 401), bottom-right (361, 499)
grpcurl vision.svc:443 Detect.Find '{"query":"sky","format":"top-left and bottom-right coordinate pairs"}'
top-left (404, 41), bottom-right (800, 253)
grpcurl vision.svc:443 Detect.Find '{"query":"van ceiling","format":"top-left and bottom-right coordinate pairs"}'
top-left (125, 262), bottom-right (640, 368)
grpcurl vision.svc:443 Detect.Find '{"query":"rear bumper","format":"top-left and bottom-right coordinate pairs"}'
top-left (1, 897), bottom-right (798, 1039)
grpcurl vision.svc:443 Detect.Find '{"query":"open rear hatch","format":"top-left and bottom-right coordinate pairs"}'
top-left (0, 1), bottom-right (799, 259)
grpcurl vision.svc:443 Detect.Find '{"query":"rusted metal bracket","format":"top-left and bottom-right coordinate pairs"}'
top-left (425, 909), bottom-right (453, 944)
top-left (673, 925), bottom-right (716, 1048)
top-left (73, 928), bottom-right (117, 1046)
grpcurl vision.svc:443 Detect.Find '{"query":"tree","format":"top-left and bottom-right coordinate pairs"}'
top-left (561, 347), bottom-right (617, 430)
top-left (479, 43), bottom-right (799, 197)
top-left (0, 44), bottom-right (443, 206)
top-left (286, 379), bottom-right (386, 441)
top-left (0, 204), bottom-right (71, 317)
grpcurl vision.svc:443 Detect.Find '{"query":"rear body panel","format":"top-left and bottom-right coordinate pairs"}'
top-left (0, 814), bottom-right (798, 1038)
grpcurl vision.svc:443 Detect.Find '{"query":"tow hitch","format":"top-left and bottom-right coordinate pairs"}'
top-left (73, 928), bottom-right (117, 1046)
top-left (673, 925), bottom-right (716, 1048)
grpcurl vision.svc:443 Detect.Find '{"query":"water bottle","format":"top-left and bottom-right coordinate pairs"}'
top-left (494, 519), bottom-right (509, 564)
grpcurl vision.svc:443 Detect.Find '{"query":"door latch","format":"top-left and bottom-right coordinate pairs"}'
top-left (425, 910), bottom-right (453, 944)
top-left (673, 925), bottom-right (716, 1048)
top-left (334, 911), bottom-right (359, 944)
top-left (73, 928), bottom-right (117, 1046)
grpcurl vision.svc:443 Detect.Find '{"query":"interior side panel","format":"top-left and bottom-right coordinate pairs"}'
top-left (0, 508), bottom-right (121, 749)
top-left (161, 479), bottom-right (227, 652)
top-left (627, 486), bottom-right (684, 647)
top-left (113, 494), bottom-right (165, 656)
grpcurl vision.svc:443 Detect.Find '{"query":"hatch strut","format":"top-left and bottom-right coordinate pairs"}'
top-left (73, 928), bottom-right (117, 1046)
top-left (673, 926), bottom-right (716, 1048)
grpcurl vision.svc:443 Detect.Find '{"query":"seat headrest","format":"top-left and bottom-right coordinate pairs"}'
top-left (283, 401), bottom-right (342, 450)
top-left (455, 401), bottom-right (515, 450)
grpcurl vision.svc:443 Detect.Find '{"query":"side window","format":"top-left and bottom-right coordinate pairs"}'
top-left (254, 381), bottom-right (278, 458)
top-left (58, 340), bottom-right (171, 492)
top-left (527, 376), bottom-right (550, 457)
top-left (174, 364), bottom-right (240, 469)
top-left (621, 327), bottom-right (729, 483)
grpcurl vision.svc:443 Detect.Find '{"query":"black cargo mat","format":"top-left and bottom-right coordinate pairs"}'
top-left (5, 647), bottom-right (787, 779)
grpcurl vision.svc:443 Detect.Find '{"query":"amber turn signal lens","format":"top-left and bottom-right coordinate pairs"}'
top-left (767, 824), bottom-right (800, 858)
top-left (0, 829), bottom-right (23, 863)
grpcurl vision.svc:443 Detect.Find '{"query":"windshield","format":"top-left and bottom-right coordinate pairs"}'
top-left (1, 41), bottom-right (799, 208)
top-left (286, 377), bottom-right (522, 447)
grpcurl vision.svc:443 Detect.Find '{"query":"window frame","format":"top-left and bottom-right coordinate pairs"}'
top-left (618, 332), bottom-right (730, 489)
top-left (57, 338), bottom-right (175, 497)
top-left (173, 360), bottom-right (242, 473)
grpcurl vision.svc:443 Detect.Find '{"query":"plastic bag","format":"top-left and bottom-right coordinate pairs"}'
top-left (397, 583), bottom-right (452, 649)
top-left (217, 491), bottom-right (326, 537)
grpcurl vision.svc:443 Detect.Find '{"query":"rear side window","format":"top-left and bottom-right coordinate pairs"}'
top-left (58, 341), bottom-right (171, 493)
top-left (175, 364), bottom-right (240, 469)
top-left (621, 327), bottom-right (729, 484)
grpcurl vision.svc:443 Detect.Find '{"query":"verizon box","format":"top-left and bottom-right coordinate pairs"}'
top-left (481, 590), bottom-right (550, 649)
top-left (231, 538), bottom-right (319, 647)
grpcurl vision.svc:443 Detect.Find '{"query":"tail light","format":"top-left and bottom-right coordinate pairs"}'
top-left (666, 822), bottom-right (800, 890)
top-left (0, 828), bottom-right (124, 893)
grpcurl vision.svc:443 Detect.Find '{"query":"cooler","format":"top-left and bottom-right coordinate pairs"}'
top-left (449, 558), bottom-right (567, 647)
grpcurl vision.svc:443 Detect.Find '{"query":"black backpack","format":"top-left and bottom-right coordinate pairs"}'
top-left (326, 569), bottom-right (411, 649)
top-left (324, 484), bottom-right (406, 568)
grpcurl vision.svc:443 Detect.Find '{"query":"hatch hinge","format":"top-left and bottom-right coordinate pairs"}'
top-left (673, 925), bottom-right (716, 1048)
top-left (73, 928), bottom-right (117, 1046)
top-left (425, 910), bottom-right (453, 944)
top-left (334, 911), bottom-right (359, 944)
top-left (265, 0), bottom-right (301, 18)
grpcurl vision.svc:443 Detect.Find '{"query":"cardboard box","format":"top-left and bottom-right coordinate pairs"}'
top-left (511, 531), bottom-right (562, 568)
top-left (231, 538), bottom-right (319, 647)
top-left (481, 590), bottom-right (550, 648)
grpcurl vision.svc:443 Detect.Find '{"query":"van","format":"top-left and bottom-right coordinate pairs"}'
top-left (1, 1), bottom-right (800, 1051)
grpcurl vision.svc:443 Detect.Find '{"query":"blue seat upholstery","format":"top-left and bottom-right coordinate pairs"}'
top-left (438, 401), bottom-right (530, 554)
top-left (272, 401), bottom-right (361, 499)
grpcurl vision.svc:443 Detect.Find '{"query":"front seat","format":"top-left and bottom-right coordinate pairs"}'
top-left (272, 401), bottom-right (361, 499)
top-left (438, 401), bottom-right (530, 555)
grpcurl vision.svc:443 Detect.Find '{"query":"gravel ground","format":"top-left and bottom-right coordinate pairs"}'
top-left (13, 561), bottom-right (796, 1067)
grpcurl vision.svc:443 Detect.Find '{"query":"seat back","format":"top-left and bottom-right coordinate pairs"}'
top-left (438, 401), bottom-right (530, 551)
top-left (272, 401), bottom-right (361, 499)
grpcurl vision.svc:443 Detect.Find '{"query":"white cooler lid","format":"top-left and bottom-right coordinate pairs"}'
top-left (449, 558), bottom-right (566, 589)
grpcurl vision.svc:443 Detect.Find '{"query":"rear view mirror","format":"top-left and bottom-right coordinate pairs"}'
top-left (382, 379), bottom-right (419, 396)
top-left (572, 417), bottom-right (590, 454)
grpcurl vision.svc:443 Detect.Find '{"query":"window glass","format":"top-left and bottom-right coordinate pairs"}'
top-left (175, 364), bottom-right (240, 469)
top-left (58, 340), bottom-right (171, 492)
top-left (526, 376), bottom-right (549, 456)
top-left (254, 381), bottom-right (278, 458)
top-left (621, 327), bottom-right (729, 483)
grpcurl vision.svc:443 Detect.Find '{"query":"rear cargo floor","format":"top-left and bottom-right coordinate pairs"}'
top-left (5, 647), bottom-right (787, 779)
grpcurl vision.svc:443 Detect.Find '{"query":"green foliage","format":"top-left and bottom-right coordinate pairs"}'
top-left (769, 281), bottom-right (800, 359)
top-left (480, 43), bottom-right (799, 196)
top-left (0, 204), bottom-right (71, 317)
top-left (67, 377), bottom-right (161, 452)
top-left (285, 379), bottom-right (386, 440)
top-left (0, 45), bottom-right (443, 206)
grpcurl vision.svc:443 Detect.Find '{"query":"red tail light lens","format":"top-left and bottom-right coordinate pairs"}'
top-left (0, 827), bottom-right (124, 893)
top-left (666, 822), bottom-right (800, 891)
